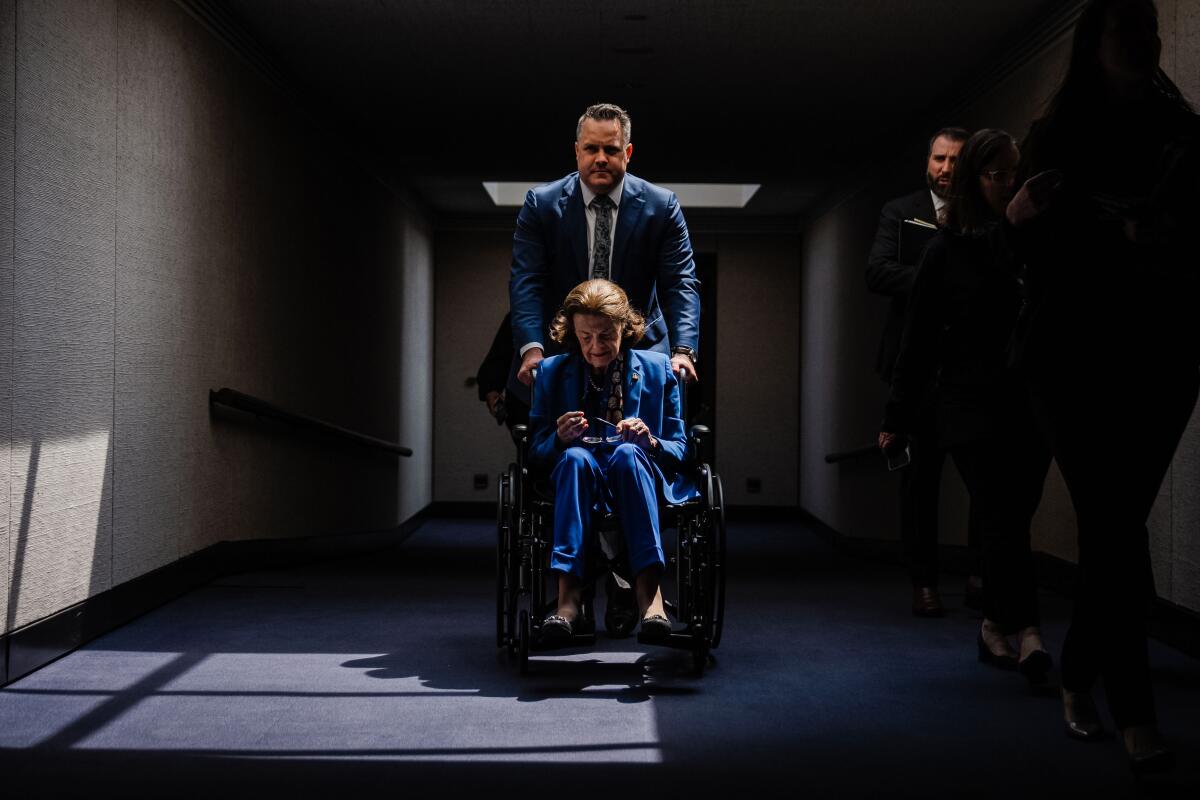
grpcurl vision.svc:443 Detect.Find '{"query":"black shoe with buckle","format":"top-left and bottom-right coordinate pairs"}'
top-left (541, 614), bottom-right (573, 644)
top-left (640, 614), bottom-right (671, 643)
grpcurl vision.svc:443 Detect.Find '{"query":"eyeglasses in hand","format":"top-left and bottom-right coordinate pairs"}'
top-left (581, 417), bottom-right (623, 445)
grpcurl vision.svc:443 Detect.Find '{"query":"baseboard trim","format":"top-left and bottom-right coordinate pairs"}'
top-left (1, 506), bottom-right (434, 687)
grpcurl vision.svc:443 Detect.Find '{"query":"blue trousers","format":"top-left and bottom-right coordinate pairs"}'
top-left (549, 443), bottom-right (665, 580)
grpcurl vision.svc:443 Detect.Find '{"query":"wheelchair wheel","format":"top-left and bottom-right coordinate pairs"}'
top-left (518, 609), bottom-right (530, 675)
top-left (710, 474), bottom-right (727, 650)
top-left (496, 468), bottom-right (512, 648)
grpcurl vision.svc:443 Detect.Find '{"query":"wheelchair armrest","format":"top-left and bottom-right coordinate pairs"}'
top-left (512, 424), bottom-right (530, 471)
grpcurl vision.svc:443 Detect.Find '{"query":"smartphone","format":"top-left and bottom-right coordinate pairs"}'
top-left (885, 444), bottom-right (912, 472)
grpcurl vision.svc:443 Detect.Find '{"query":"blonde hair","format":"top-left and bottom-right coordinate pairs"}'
top-left (549, 279), bottom-right (646, 353)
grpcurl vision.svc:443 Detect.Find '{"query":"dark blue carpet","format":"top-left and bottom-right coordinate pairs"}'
top-left (0, 517), bottom-right (1196, 797)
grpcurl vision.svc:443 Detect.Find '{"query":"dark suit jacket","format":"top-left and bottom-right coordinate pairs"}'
top-left (866, 189), bottom-right (937, 382)
top-left (884, 228), bottom-right (1027, 447)
top-left (509, 172), bottom-right (700, 397)
top-left (528, 349), bottom-right (696, 504)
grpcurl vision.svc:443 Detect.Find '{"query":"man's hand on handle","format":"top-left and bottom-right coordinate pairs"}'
top-left (671, 353), bottom-right (698, 384)
top-left (518, 347), bottom-right (544, 386)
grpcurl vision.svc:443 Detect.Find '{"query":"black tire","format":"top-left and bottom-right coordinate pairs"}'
top-left (518, 610), bottom-right (530, 675)
top-left (710, 474), bottom-right (727, 650)
top-left (496, 470), bottom-right (511, 648)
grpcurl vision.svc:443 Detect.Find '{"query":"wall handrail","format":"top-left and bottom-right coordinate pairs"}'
top-left (209, 387), bottom-right (413, 457)
top-left (823, 444), bottom-right (879, 464)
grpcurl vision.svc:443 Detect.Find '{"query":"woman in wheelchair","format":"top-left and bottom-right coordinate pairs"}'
top-left (529, 279), bottom-right (697, 644)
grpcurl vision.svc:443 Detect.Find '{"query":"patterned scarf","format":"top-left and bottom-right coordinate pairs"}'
top-left (586, 352), bottom-right (625, 426)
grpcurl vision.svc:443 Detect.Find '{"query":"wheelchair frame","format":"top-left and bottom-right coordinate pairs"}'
top-left (497, 420), bottom-right (726, 675)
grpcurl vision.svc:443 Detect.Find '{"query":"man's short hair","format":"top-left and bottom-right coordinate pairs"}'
top-left (577, 103), bottom-right (632, 145)
top-left (927, 126), bottom-right (969, 156)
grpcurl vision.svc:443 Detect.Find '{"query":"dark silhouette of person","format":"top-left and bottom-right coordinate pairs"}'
top-left (881, 129), bottom-right (1053, 686)
top-left (867, 126), bottom-right (979, 617)
top-left (476, 313), bottom-right (529, 431)
top-left (1007, 0), bottom-right (1199, 773)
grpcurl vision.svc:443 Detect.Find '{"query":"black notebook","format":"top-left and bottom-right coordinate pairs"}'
top-left (899, 218), bottom-right (938, 265)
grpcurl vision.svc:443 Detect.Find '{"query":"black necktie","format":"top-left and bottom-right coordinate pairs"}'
top-left (590, 194), bottom-right (614, 280)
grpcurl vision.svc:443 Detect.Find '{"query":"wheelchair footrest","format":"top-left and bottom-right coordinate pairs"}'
top-left (529, 632), bottom-right (598, 652)
top-left (635, 629), bottom-right (702, 651)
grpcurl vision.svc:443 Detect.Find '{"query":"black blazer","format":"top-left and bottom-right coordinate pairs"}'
top-left (866, 189), bottom-right (937, 382)
top-left (884, 227), bottom-right (1026, 447)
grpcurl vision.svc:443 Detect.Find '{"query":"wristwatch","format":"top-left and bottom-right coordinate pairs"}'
top-left (671, 346), bottom-right (698, 364)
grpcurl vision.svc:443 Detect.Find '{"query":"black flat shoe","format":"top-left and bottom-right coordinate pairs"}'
top-left (977, 632), bottom-right (1017, 670)
top-left (640, 614), bottom-right (671, 643)
top-left (541, 614), bottom-right (573, 644)
top-left (1018, 648), bottom-right (1053, 685)
top-left (1062, 689), bottom-right (1105, 742)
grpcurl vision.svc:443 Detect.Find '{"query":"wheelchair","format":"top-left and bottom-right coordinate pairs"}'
top-left (496, 401), bottom-right (726, 676)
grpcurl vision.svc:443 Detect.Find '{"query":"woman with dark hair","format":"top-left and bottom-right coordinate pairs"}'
top-left (528, 279), bottom-right (697, 644)
top-left (1006, 0), bottom-right (1198, 772)
top-left (881, 129), bottom-right (1052, 684)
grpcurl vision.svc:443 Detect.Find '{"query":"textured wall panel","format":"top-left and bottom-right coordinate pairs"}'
top-left (798, 189), bottom-right (941, 539)
top-left (432, 230), bottom-right (515, 504)
top-left (111, 0), bottom-right (404, 580)
top-left (1169, 0), bottom-right (1200, 614)
top-left (1, 0), bottom-right (15, 629)
top-left (1148, 479), bottom-right (1173, 599)
top-left (714, 235), bottom-right (800, 506)
top-left (1173, 413), bottom-right (1200, 610)
top-left (1178, 1), bottom-right (1200, 103)
top-left (9, 0), bottom-right (116, 630)
top-left (398, 211), bottom-right (433, 521)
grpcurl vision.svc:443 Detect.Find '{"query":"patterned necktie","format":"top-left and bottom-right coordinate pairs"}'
top-left (590, 194), bottom-right (615, 280)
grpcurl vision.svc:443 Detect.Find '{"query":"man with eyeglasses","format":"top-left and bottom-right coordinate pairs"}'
top-left (867, 127), bottom-right (972, 618)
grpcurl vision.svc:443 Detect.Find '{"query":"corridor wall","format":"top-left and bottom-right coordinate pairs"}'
top-left (0, 0), bottom-right (433, 636)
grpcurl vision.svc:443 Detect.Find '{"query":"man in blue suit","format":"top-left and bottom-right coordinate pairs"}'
top-left (509, 103), bottom-right (701, 400)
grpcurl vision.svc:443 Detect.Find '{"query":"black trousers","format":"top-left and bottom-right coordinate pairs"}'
top-left (949, 425), bottom-right (1050, 633)
top-left (1030, 365), bottom-right (1199, 728)
top-left (900, 407), bottom-right (981, 587)
top-left (900, 418), bottom-right (945, 588)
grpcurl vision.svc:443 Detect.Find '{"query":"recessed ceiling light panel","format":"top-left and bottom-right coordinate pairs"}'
top-left (483, 181), bottom-right (760, 209)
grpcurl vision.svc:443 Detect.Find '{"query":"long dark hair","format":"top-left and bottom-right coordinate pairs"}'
top-left (944, 129), bottom-right (1016, 236)
top-left (1043, 0), bottom-right (1191, 122)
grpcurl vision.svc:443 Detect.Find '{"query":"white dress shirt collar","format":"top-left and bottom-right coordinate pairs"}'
top-left (580, 175), bottom-right (625, 209)
top-left (930, 190), bottom-right (947, 219)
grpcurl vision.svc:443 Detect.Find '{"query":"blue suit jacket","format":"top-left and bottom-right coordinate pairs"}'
top-left (528, 349), bottom-right (697, 505)
top-left (509, 172), bottom-right (700, 377)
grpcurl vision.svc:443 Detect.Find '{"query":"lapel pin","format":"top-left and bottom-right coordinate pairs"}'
top-left (632, 373), bottom-right (639, 382)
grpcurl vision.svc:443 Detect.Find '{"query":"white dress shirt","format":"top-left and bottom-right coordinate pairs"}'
top-left (520, 177), bottom-right (626, 357)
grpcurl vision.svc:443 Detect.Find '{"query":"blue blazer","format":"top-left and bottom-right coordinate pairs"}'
top-left (509, 172), bottom-right (701, 364)
top-left (528, 349), bottom-right (698, 505)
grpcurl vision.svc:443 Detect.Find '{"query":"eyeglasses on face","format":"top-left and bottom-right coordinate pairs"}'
top-left (980, 169), bottom-right (1015, 183)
